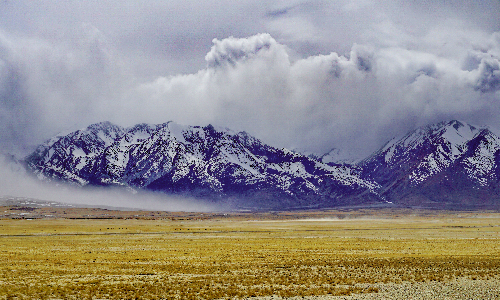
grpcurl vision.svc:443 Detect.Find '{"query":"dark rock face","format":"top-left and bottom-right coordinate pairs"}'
top-left (25, 121), bottom-right (382, 210)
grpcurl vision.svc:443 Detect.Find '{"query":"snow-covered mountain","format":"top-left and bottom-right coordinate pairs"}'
top-left (361, 120), bottom-right (500, 207)
top-left (25, 121), bottom-right (383, 210)
top-left (21, 119), bottom-right (500, 210)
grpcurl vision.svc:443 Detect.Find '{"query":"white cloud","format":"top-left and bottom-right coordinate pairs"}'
top-left (0, 26), bottom-right (132, 154)
top-left (0, 1), bottom-right (499, 161)
top-left (0, 155), bottom-right (221, 211)
top-left (205, 34), bottom-right (278, 68)
top-left (118, 32), bottom-right (499, 157)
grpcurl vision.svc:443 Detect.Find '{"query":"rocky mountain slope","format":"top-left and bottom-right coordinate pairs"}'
top-left (360, 120), bottom-right (500, 208)
top-left (24, 121), bottom-right (383, 210)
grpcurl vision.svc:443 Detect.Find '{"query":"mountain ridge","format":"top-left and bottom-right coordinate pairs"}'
top-left (24, 121), bottom-right (383, 210)
top-left (360, 120), bottom-right (500, 208)
top-left (12, 119), bottom-right (500, 210)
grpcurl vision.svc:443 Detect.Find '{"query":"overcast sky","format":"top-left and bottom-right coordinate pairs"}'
top-left (1, 0), bottom-right (500, 158)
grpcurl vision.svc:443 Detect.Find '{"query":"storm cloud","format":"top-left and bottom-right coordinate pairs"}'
top-left (126, 32), bottom-right (500, 156)
top-left (0, 0), bottom-right (499, 161)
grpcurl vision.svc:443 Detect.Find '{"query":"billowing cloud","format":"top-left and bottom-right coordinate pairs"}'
top-left (205, 34), bottom-right (276, 68)
top-left (0, 0), bottom-right (499, 162)
top-left (474, 51), bottom-right (500, 93)
top-left (120, 31), bottom-right (500, 157)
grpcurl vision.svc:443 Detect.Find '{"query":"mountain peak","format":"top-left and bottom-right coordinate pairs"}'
top-left (440, 120), bottom-right (479, 147)
top-left (448, 119), bottom-right (465, 130)
top-left (441, 119), bottom-right (479, 134)
top-left (378, 120), bottom-right (481, 156)
top-left (361, 119), bottom-right (483, 182)
top-left (361, 119), bottom-right (500, 208)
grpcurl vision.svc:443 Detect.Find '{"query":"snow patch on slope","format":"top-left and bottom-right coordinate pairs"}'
top-left (462, 131), bottom-right (500, 186)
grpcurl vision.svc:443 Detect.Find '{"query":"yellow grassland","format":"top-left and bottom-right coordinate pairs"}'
top-left (0, 208), bottom-right (499, 299)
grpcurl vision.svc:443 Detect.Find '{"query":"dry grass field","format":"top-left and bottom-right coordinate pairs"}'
top-left (1, 207), bottom-right (500, 299)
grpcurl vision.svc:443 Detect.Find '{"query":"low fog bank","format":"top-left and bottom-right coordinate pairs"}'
top-left (0, 157), bottom-right (224, 212)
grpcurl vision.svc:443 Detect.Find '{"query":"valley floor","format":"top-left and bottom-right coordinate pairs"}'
top-left (0, 208), bottom-right (499, 299)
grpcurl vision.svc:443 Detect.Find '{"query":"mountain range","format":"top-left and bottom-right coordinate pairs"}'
top-left (18, 120), bottom-right (500, 210)
top-left (23, 122), bottom-right (381, 210)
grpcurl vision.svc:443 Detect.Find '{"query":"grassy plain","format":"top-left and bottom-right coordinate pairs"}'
top-left (0, 208), bottom-right (500, 299)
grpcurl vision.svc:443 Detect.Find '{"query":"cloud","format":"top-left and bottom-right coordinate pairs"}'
top-left (205, 34), bottom-right (275, 68)
top-left (0, 1), bottom-right (499, 163)
top-left (474, 53), bottom-right (500, 93)
top-left (2, 28), bottom-right (500, 161)
top-left (0, 155), bottom-right (221, 211)
top-left (124, 32), bottom-right (499, 157)
top-left (0, 25), bottom-right (131, 154)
